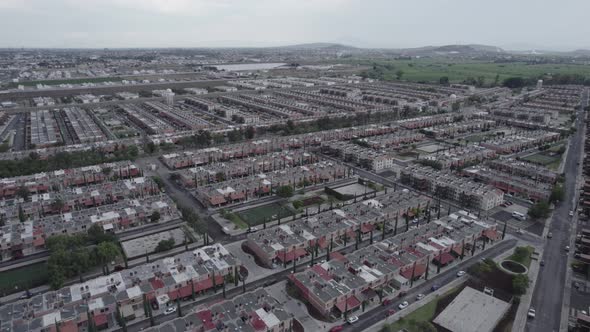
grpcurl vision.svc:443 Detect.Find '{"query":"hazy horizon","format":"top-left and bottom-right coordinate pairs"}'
top-left (1, 0), bottom-right (589, 51)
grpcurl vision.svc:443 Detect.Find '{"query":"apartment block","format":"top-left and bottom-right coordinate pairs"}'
top-left (0, 194), bottom-right (180, 260)
top-left (479, 131), bottom-right (560, 154)
top-left (421, 146), bottom-right (497, 169)
top-left (62, 107), bottom-right (106, 143)
top-left (144, 288), bottom-right (293, 332)
top-left (400, 165), bottom-right (504, 210)
top-left (0, 243), bottom-right (239, 332)
top-left (322, 141), bottom-right (395, 171)
top-left (0, 161), bottom-right (140, 200)
top-left (422, 119), bottom-right (496, 138)
top-left (176, 150), bottom-right (317, 188)
top-left (244, 191), bottom-right (432, 268)
top-left (194, 161), bottom-right (347, 207)
top-left (289, 211), bottom-right (498, 317)
top-left (28, 110), bottom-right (61, 147)
top-left (463, 166), bottom-right (553, 202)
top-left (486, 159), bottom-right (558, 184)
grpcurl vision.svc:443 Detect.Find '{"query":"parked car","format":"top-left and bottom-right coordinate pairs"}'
top-left (431, 284), bottom-right (440, 291)
top-left (347, 316), bottom-right (359, 324)
top-left (397, 291), bottom-right (407, 298)
top-left (457, 270), bottom-right (466, 277)
top-left (540, 260), bottom-right (545, 267)
top-left (569, 211), bottom-right (574, 217)
top-left (528, 308), bottom-right (536, 319)
top-left (382, 299), bottom-right (392, 306)
top-left (386, 309), bottom-right (396, 317)
top-left (416, 294), bottom-right (425, 301)
top-left (547, 232), bottom-right (553, 239)
top-left (398, 301), bottom-right (409, 310)
top-left (565, 246), bottom-right (570, 252)
top-left (516, 228), bottom-right (524, 234)
top-left (330, 325), bottom-right (344, 332)
top-left (164, 307), bottom-right (177, 315)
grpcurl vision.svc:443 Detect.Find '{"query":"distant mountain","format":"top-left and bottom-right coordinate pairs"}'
top-left (276, 42), bottom-right (359, 50)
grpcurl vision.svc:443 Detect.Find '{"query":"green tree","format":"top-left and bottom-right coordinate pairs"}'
top-left (439, 76), bottom-right (449, 85)
top-left (18, 204), bottom-right (25, 223)
top-left (395, 70), bottom-right (404, 80)
top-left (215, 172), bottom-right (226, 182)
top-left (155, 238), bottom-right (175, 252)
top-left (17, 186), bottom-right (30, 201)
top-left (95, 241), bottom-right (121, 274)
top-left (276, 185), bottom-right (294, 198)
top-left (528, 200), bottom-right (550, 219)
top-left (512, 274), bottom-right (530, 295)
top-left (549, 184), bottom-right (564, 203)
top-left (245, 126), bottom-right (256, 139)
top-left (150, 211), bottom-right (161, 223)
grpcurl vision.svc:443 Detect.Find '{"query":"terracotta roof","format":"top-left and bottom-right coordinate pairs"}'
top-left (433, 252), bottom-right (455, 265)
top-left (335, 296), bottom-right (361, 313)
top-left (400, 263), bottom-right (426, 279)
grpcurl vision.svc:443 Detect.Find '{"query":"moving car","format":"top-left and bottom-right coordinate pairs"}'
top-left (164, 307), bottom-right (177, 315)
top-left (547, 232), bottom-right (553, 239)
top-left (569, 211), bottom-right (574, 217)
top-left (386, 309), bottom-right (396, 317)
top-left (347, 316), bottom-right (359, 324)
top-left (416, 294), bottom-right (425, 301)
top-left (528, 308), bottom-right (536, 319)
top-left (566, 246), bottom-right (570, 252)
top-left (398, 301), bottom-right (409, 310)
top-left (457, 270), bottom-right (466, 277)
top-left (540, 260), bottom-right (545, 267)
top-left (330, 326), bottom-right (344, 332)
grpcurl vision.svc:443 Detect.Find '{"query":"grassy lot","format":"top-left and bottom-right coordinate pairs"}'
top-left (522, 153), bottom-right (558, 165)
top-left (334, 58), bottom-right (590, 84)
top-left (8, 76), bottom-right (121, 87)
top-left (237, 203), bottom-right (296, 226)
top-left (0, 263), bottom-right (49, 295)
top-left (508, 246), bottom-right (535, 268)
top-left (225, 212), bottom-right (248, 229)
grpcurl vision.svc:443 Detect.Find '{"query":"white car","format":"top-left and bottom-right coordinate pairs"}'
top-left (569, 211), bottom-right (574, 217)
top-left (398, 301), bottom-right (409, 310)
top-left (416, 294), bottom-right (425, 301)
top-left (457, 270), bottom-right (466, 277)
top-left (528, 308), bottom-right (536, 319)
top-left (347, 315), bottom-right (359, 324)
top-left (164, 307), bottom-right (177, 315)
top-left (565, 246), bottom-right (570, 252)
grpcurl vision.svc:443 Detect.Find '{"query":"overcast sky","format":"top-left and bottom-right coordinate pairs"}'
top-left (0, 0), bottom-right (588, 50)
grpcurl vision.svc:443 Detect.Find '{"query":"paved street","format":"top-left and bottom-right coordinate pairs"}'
top-left (526, 88), bottom-right (588, 332)
top-left (342, 239), bottom-right (517, 332)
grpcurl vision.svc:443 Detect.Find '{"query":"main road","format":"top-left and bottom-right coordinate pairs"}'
top-left (526, 88), bottom-right (588, 332)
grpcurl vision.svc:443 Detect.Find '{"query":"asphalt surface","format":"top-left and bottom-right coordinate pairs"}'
top-left (526, 89), bottom-right (587, 332)
top-left (342, 239), bottom-right (517, 332)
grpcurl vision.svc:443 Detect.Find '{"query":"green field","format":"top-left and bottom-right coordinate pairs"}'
top-left (9, 76), bottom-right (121, 88)
top-left (236, 203), bottom-right (296, 226)
top-left (337, 58), bottom-right (590, 85)
top-left (522, 152), bottom-right (562, 170)
top-left (0, 263), bottom-right (49, 295)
